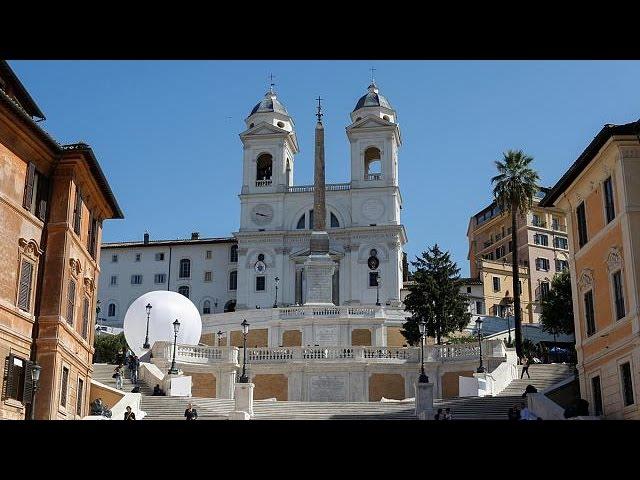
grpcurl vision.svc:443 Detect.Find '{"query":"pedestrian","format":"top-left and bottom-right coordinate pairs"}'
top-left (444, 408), bottom-right (453, 420)
top-left (114, 365), bottom-right (123, 390)
top-left (520, 402), bottom-right (537, 420)
top-left (184, 403), bottom-right (198, 421)
top-left (130, 354), bottom-right (139, 384)
top-left (434, 408), bottom-right (444, 420)
top-left (520, 356), bottom-right (531, 379)
top-left (124, 406), bottom-right (136, 420)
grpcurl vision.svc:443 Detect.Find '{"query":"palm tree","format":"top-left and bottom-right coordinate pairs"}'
top-left (491, 150), bottom-right (540, 358)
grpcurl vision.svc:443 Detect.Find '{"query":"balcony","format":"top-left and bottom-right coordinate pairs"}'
top-left (255, 179), bottom-right (272, 187)
top-left (365, 173), bottom-right (382, 181)
top-left (286, 183), bottom-right (351, 193)
top-left (552, 223), bottom-right (567, 232)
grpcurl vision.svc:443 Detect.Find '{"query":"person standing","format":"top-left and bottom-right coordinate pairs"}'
top-left (433, 408), bottom-right (444, 420)
top-left (130, 354), bottom-right (139, 384)
top-left (114, 365), bottom-right (124, 390)
top-left (444, 408), bottom-right (453, 420)
top-left (124, 406), bottom-right (136, 420)
top-left (184, 403), bottom-right (198, 420)
top-left (520, 402), bottom-right (537, 420)
top-left (520, 356), bottom-right (531, 379)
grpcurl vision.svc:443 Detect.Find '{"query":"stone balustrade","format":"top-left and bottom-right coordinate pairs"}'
top-left (277, 305), bottom-right (379, 320)
top-left (152, 341), bottom-right (239, 365)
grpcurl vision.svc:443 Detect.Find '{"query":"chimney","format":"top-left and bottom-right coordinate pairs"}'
top-left (191, 232), bottom-right (200, 240)
top-left (143, 232), bottom-right (150, 244)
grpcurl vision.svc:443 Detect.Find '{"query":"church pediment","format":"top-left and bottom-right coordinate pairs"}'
top-left (240, 122), bottom-right (288, 137)
top-left (347, 116), bottom-right (394, 130)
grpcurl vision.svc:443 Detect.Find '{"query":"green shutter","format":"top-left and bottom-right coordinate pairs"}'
top-left (22, 162), bottom-right (35, 210)
top-left (18, 260), bottom-right (34, 312)
top-left (2, 354), bottom-right (13, 400)
top-left (22, 360), bottom-right (34, 404)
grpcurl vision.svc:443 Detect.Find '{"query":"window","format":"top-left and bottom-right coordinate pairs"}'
top-left (155, 252), bottom-right (165, 261)
top-left (131, 275), bottom-right (143, 285)
top-left (203, 300), bottom-right (211, 314)
top-left (556, 259), bottom-right (569, 272)
top-left (518, 281), bottom-right (522, 295)
top-left (229, 270), bottom-right (237, 290)
top-left (230, 245), bottom-right (238, 263)
top-left (330, 212), bottom-right (340, 228)
top-left (613, 270), bottom-right (626, 320)
top-left (534, 234), bottom-right (548, 246)
top-left (584, 290), bottom-right (596, 336)
top-left (178, 286), bottom-right (190, 298)
top-left (495, 245), bottom-right (505, 258)
top-left (4, 354), bottom-right (26, 402)
top-left (60, 366), bottom-right (69, 408)
top-left (77, 378), bottom-right (84, 416)
top-left (539, 281), bottom-right (550, 299)
top-left (466, 286), bottom-right (472, 294)
top-left (554, 237), bottom-right (568, 249)
top-left (112, 254), bottom-right (118, 263)
top-left (592, 376), bottom-right (603, 416)
top-left (620, 362), bottom-right (635, 407)
top-left (364, 147), bottom-right (382, 179)
top-left (108, 303), bottom-right (116, 317)
top-left (22, 162), bottom-right (49, 221)
top-left (17, 259), bottom-right (34, 312)
top-left (67, 280), bottom-right (76, 326)
top-left (369, 272), bottom-right (379, 287)
top-left (492, 277), bottom-right (500, 292)
top-left (604, 176), bottom-right (615, 224)
top-left (154, 273), bottom-right (166, 284)
top-left (206, 250), bottom-right (212, 259)
top-left (87, 215), bottom-right (99, 259)
top-left (256, 153), bottom-right (273, 181)
top-left (135, 253), bottom-right (141, 262)
top-left (576, 202), bottom-right (588, 248)
top-left (256, 275), bottom-right (266, 291)
top-left (296, 214), bottom-right (305, 230)
top-left (536, 258), bottom-right (550, 271)
top-left (309, 210), bottom-right (314, 229)
top-left (204, 271), bottom-right (212, 282)
top-left (73, 189), bottom-right (83, 235)
top-left (475, 301), bottom-right (485, 315)
top-left (82, 298), bottom-right (90, 339)
top-left (179, 259), bottom-right (191, 278)
top-left (110, 275), bottom-right (117, 286)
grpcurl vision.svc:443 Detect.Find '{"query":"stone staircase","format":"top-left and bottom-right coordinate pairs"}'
top-left (92, 363), bottom-right (154, 396)
top-left (497, 363), bottom-right (575, 397)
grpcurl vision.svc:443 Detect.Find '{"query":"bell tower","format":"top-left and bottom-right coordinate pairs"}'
top-left (239, 85), bottom-right (299, 195)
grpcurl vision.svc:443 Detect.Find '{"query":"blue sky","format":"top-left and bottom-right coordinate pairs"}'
top-left (10, 60), bottom-right (640, 277)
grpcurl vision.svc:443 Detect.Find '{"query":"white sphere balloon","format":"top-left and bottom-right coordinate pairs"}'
top-left (123, 290), bottom-right (202, 357)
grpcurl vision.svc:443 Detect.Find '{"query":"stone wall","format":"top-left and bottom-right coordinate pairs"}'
top-left (368, 373), bottom-right (405, 401)
top-left (230, 328), bottom-right (268, 347)
top-left (184, 372), bottom-right (216, 398)
top-left (441, 370), bottom-right (475, 398)
top-left (253, 373), bottom-right (288, 400)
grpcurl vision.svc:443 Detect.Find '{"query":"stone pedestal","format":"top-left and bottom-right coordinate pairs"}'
top-left (228, 411), bottom-right (251, 421)
top-left (234, 382), bottom-right (255, 417)
top-left (303, 252), bottom-right (335, 306)
top-left (162, 374), bottom-right (192, 397)
top-left (415, 381), bottom-right (434, 420)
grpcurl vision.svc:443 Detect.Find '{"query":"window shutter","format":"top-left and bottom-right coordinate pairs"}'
top-left (67, 280), bottom-right (76, 325)
top-left (22, 162), bottom-right (36, 210)
top-left (82, 298), bottom-right (90, 339)
top-left (18, 260), bottom-right (34, 312)
top-left (22, 360), bottom-right (34, 404)
top-left (60, 367), bottom-right (69, 407)
top-left (73, 192), bottom-right (83, 235)
top-left (36, 174), bottom-right (49, 221)
top-left (2, 354), bottom-right (13, 400)
top-left (87, 212), bottom-right (94, 253)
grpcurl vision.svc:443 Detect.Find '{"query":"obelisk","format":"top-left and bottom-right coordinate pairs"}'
top-left (304, 97), bottom-right (335, 306)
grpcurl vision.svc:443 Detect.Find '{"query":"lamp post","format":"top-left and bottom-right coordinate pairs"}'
top-left (238, 319), bottom-right (250, 383)
top-left (418, 319), bottom-right (429, 383)
top-left (273, 276), bottom-right (279, 308)
top-left (168, 319), bottom-right (180, 374)
top-left (29, 362), bottom-right (41, 420)
top-left (214, 298), bottom-right (218, 313)
top-left (475, 317), bottom-right (485, 373)
top-left (217, 330), bottom-right (224, 346)
top-left (375, 274), bottom-right (381, 306)
top-left (143, 303), bottom-right (152, 349)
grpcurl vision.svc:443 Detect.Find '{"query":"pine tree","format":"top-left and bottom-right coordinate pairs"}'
top-left (401, 244), bottom-right (471, 345)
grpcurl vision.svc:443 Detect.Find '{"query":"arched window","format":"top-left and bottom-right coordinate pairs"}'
top-left (330, 212), bottom-right (340, 228)
top-left (203, 300), bottom-right (211, 314)
top-left (178, 286), bottom-right (189, 298)
top-left (230, 245), bottom-right (238, 263)
top-left (296, 214), bottom-right (306, 229)
top-left (229, 270), bottom-right (237, 291)
top-left (224, 300), bottom-right (236, 312)
top-left (108, 303), bottom-right (116, 317)
top-left (256, 154), bottom-right (273, 181)
top-left (179, 258), bottom-right (191, 278)
top-left (364, 147), bottom-right (381, 179)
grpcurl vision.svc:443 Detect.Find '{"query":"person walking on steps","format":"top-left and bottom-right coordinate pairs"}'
top-left (520, 356), bottom-right (531, 379)
top-left (113, 365), bottom-right (124, 390)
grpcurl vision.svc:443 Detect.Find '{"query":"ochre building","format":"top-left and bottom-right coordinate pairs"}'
top-left (0, 60), bottom-right (122, 420)
top-left (541, 119), bottom-right (640, 419)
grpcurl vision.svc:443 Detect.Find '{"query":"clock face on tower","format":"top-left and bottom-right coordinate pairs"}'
top-left (251, 204), bottom-right (274, 226)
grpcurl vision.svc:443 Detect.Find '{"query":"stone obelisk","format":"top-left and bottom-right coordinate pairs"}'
top-left (304, 97), bottom-right (335, 306)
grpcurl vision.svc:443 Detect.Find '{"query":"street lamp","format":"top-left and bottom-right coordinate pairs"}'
top-left (238, 319), bottom-right (250, 383)
top-left (29, 362), bottom-right (41, 420)
top-left (418, 319), bottom-right (429, 383)
top-left (475, 317), bottom-right (485, 373)
top-left (143, 303), bottom-right (152, 349)
top-left (375, 274), bottom-right (381, 306)
top-left (168, 319), bottom-right (180, 375)
top-left (273, 276), bottom-right (280, 308)
top-left (217, 330), bottom-right (224, 346)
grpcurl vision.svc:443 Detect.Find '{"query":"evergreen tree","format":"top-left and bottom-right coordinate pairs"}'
top-left (540, 270), bottom-right (575, 337)
top-left (402, 244), bottom-right (471, 345)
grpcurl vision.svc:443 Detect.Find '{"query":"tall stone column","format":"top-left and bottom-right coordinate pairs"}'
top-left (304, 97), bottom-right (335, 306)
